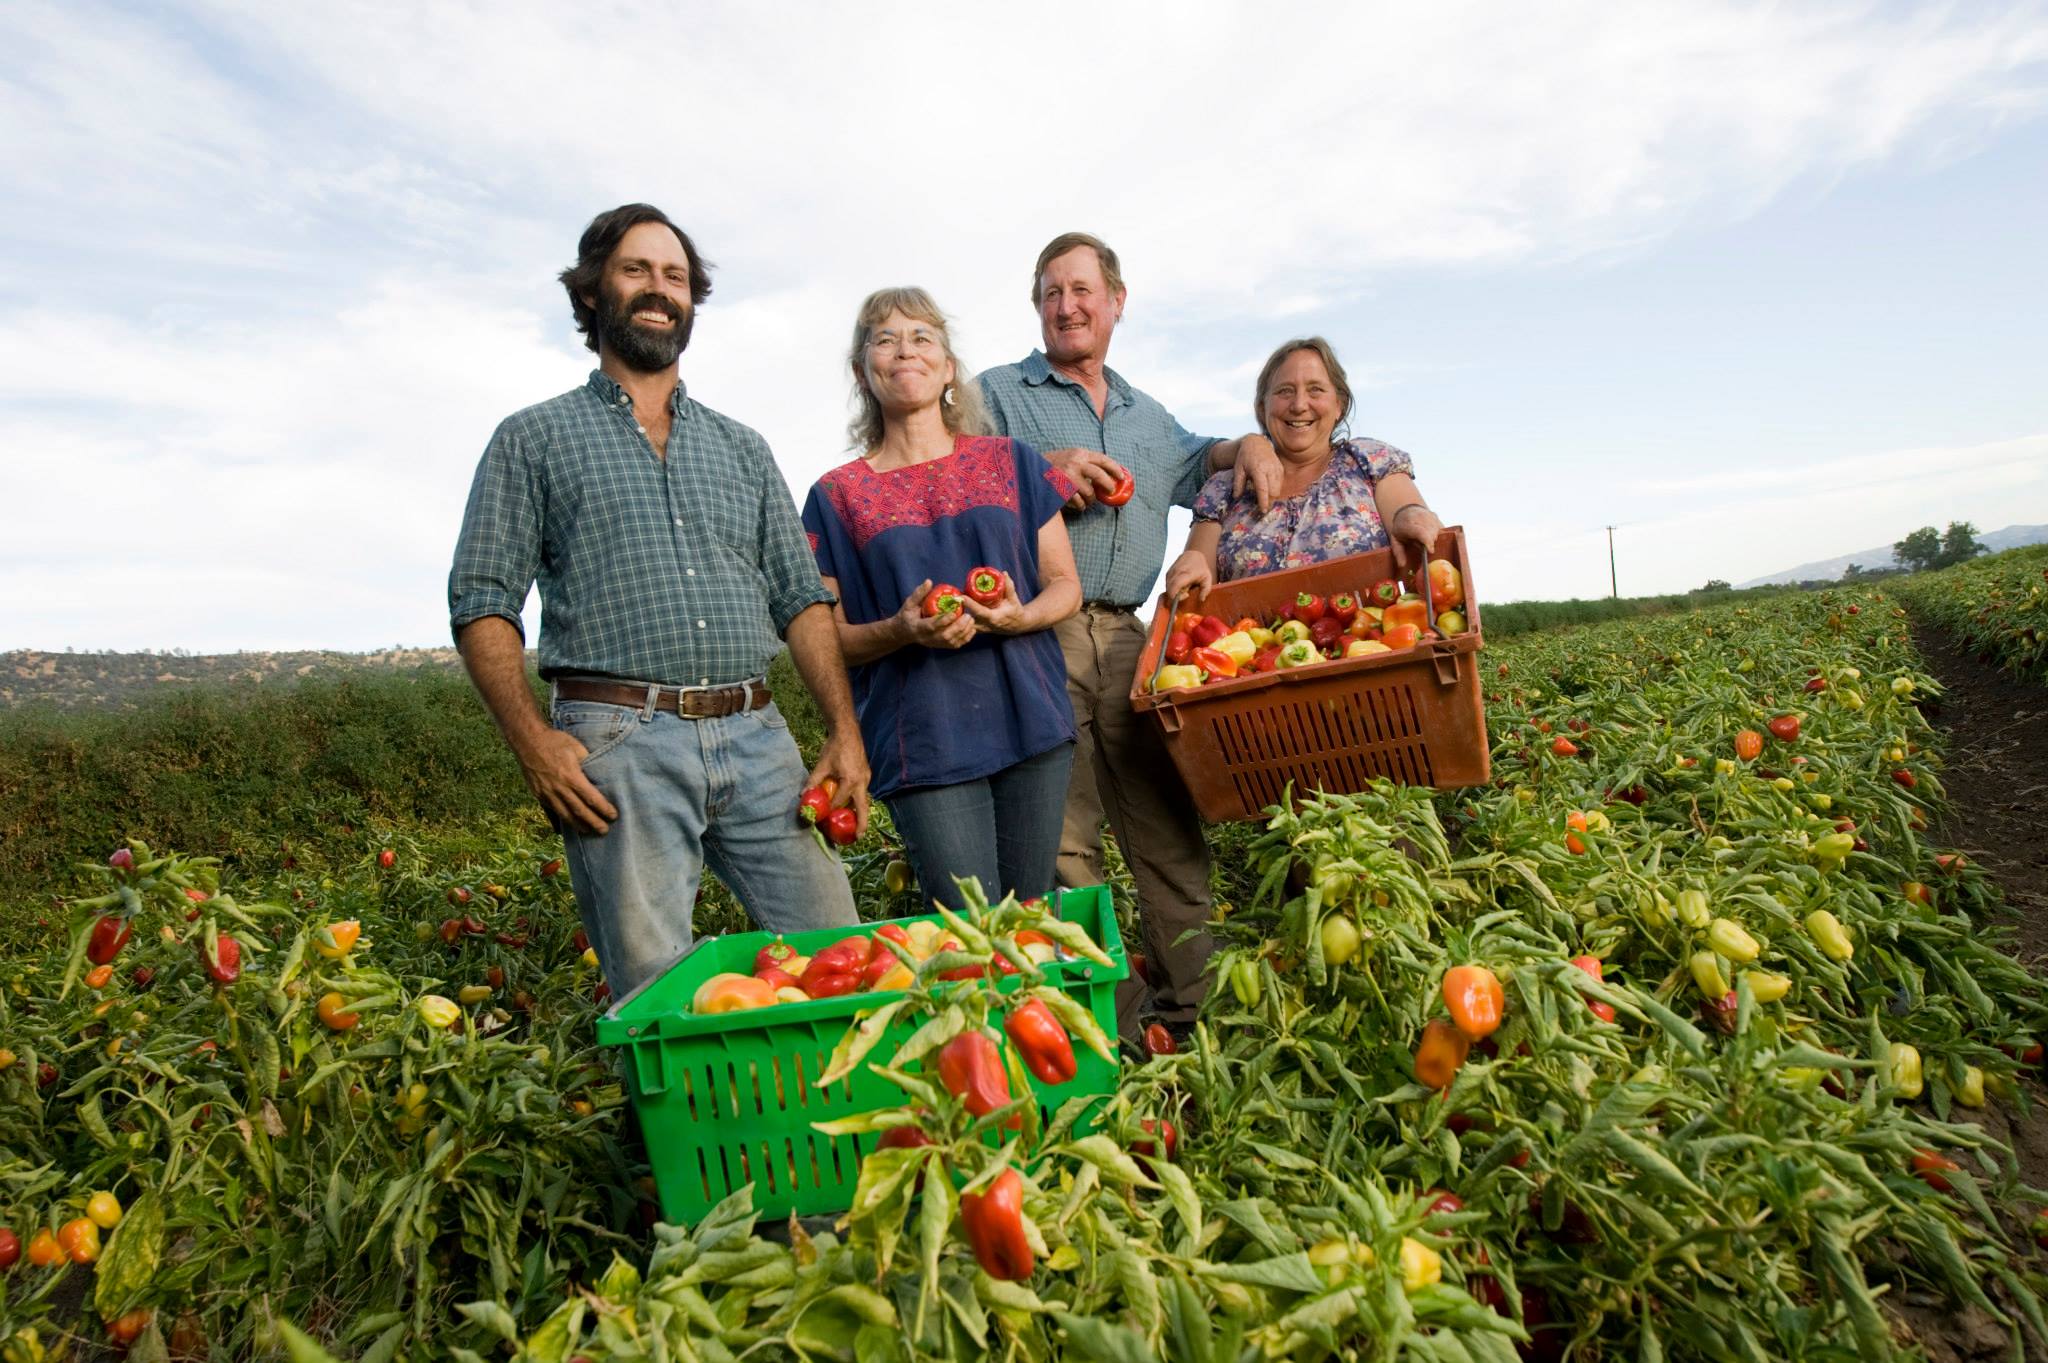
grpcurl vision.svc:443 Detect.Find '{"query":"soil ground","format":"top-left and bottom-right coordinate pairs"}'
top-left (1895, 626), bottom-right (2048, 1361)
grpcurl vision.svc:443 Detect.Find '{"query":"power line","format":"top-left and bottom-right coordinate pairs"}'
top-left (1605, 525), bottom-right (1618, 600)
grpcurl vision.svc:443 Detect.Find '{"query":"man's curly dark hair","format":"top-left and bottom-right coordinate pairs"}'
top-left (558, 204), bottom-right (715, 354)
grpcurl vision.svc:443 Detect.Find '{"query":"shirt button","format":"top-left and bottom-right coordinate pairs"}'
top-left (696, 620), bottom-right (706, 629)
top-left (636, 425), bottom-right (646, 434)
top-left (700, 677), bottom-right (710, 685)
top-left (686, 568), bottom-right (696, 576)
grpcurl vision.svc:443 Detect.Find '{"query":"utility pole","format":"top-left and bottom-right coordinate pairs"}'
top-left (1606, 526), bottom-right (1618, 600)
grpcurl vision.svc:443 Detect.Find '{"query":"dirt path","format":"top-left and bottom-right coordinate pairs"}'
top-left (1911, 624), bottom-right (2048, 962)
top-left (1891, 625), bottom-right (2048, 1361)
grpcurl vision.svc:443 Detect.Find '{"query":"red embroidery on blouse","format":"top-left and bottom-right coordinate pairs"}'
top-left (819, 436), bottom-right (1023, 551)
top-left (1043, 464), bottom-right (1079, 503)
top-left (805, 530), bottom-right (820, 553)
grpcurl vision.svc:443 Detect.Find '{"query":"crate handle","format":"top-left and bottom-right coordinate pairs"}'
top-left (1145, 588), bottom-right (1185, 695)
top-left (1430, 646), bottom-right (1462, 687)
top-left (1155, 701), bottom-right (1183, 734)
top-left (632, 1039), bottom-right (671, 1097)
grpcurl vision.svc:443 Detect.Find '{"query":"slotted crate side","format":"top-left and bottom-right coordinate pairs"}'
top-left (1129, 528), bottom-right (1490, 821)
top-left (600, 886), bottom-right (1126, 1224)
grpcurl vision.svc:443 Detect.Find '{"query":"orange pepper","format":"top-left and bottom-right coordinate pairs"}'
top-left (1441, 965), bottom-right (1504, 1040)
top-left (1414, 1018), bottom-right (1471, 1090)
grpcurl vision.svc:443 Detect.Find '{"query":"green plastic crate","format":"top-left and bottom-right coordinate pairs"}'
top-left (595, 884), bottom-right (1127, 1224)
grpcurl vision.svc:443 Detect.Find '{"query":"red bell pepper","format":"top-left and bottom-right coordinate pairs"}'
top-left (1133, 1116), bottom-right (1178, 1163)
top-left (1568, 954), bottom-right (1616, 1022)
top-left (755, 940), bottom-right (800, 973)
top-left (1370, 578), bottom-right (1401, 607)
top-left (1328, 593), bottom-right (1359, 626)
top-left (965, 566), bottom-right (1008, 607)
top-left (1004, 999), bottom-right (1078, 1085)
top-left (1292, 592), bottom-right (1326, 625)
top-left (936, 1031), bottom-right (1017, 1125)
top-left (800, 936), bottom-right (870, 997)
top-left (797, 785), bottom-right (832, 824)
top-left (86, 914), bottom-right (132, 966)
top-left (922, 584), bottom-right (966, 618)
top-left (1251, 644), bottom-right (1282, 673)
top-left (877, 1121), bottom-right (934, 1151)
top-left (1189, 614), bottom-right (1229, 647)
top-left (1099, 465), bottom-right (1135, 507)
top-left (1309, 617), bottom-right (1344, 652)
top-left (821, 806), bottom-right (860, 846)
top-left (1144, 1023), bottom-right (1177, 1056)
top-left (756, 966), bottom-right (799, 990)
top-left (1164, 630), bottom-right (1192, 664)
top-left (960, 1166), bottom-right (1034, 1280)
top-left (1189, 646), bottom-right (1236, 679)
top-left (199, 933), bottom-right (241, 986)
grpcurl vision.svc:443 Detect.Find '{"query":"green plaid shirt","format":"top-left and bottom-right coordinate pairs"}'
top-left (976, 350), bottom-right (1218, 606)
top-left (448, 371), bottom-right (832, 686)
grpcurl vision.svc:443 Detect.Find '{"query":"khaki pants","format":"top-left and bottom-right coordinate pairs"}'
top-left (1055, 607), bottom-right (1213, 1020)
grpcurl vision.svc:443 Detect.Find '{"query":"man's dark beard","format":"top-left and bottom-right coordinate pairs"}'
top-left (596, 289), bottom-right (693, 371)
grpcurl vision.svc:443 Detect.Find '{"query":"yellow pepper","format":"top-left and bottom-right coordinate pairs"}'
top-left (1804, 909), bottom-right (1854, 962)
top-left (1888, 1042), bottom-right (1923, 1099)
top-left (1398, 1236), bottom-right (1442, 1292)
top-left (1957, 1065), bottom-right (1985, 1108)
top-left (1212, 631), bottom-right (1258, 667)
top-left (1741, 971), bottom-right (1791, 1003)
top-left (1690, 951), bottom-right (1731, 1001)
top-left (1708, 918), bottom-right (1761, 963)
top-left (416, 995), bottom-right (460, 1029)
top-left (458, 984), bottom-right (494, 1005)
top-left (1276, 620), bottom-right (1312, 645)
top-left (1152, 664), bottom-right (1207, 692)
top-left (1675, 889), bottom-right (1712, 928)
top-left (1247, 626), bottom-right (1278, 649)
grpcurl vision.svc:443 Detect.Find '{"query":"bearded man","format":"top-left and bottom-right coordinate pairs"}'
top-left (448, 203), bottom-right (863, 1003)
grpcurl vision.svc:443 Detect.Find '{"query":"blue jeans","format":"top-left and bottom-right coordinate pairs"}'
top-left (884, 742), bottom-right (1075, 914)
top-left (551, 694), bottom-right (858, 1004)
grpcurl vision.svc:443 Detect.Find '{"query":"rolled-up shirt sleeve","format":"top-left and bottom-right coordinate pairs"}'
top-left (448, 420), bottom-right (543, 641)
top-left (756, 443), bottom-right (836, 635)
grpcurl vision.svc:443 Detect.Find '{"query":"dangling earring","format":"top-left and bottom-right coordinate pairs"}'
top-left (943, 385), bottom-right (956, 407)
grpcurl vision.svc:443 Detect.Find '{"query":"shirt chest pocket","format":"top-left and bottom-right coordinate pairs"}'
top-left (690, 489), bottom-right (759, 557)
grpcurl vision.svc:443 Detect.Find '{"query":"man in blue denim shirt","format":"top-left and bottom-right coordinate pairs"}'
top-left (449, 204), bottom-right (864, 1003)
top-left (977, 233), bottom-right (1280, 1030)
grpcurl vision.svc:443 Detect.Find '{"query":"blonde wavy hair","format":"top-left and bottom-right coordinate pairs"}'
top-left (846, 287), bottom-right (993, 452)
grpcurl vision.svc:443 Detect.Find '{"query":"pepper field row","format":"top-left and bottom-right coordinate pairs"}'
top-left (1, 584), bottom-right (2045, 1360)
top-left (1893, 544), bottom-right (2048, 686)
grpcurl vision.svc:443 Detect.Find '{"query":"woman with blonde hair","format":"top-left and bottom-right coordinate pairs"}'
top-left (801, 288), bottom-right (1081, 912)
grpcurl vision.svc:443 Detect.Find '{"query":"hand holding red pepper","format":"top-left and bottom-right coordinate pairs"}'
top-left (964, 567), bottom-right (1009, 608)
top-left (893, 580), bottom-right (977, 652)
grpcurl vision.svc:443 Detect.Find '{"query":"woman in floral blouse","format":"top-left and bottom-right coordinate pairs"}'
top-left (1163, 337), bottom-right (1444, 599)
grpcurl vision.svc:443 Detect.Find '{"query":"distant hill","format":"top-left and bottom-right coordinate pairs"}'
top-left (0, 647), bottom-right (493, 711)
top-left (1739, 524), bottom-right (2048, 588)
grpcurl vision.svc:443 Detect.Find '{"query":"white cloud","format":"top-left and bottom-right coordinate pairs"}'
top-left (2, 0), bottom-right (2046, 648)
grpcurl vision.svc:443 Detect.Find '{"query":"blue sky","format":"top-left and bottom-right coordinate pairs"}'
top-left (2, 1), bottom-right (2045, 650)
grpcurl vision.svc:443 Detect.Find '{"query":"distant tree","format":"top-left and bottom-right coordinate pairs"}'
top-left (1893, 526), bottom-right (1941, 573)
top-left (1841, 563), bottom-right (1865, 580)
top-left (1937, 521), bottom-right (1987, 568)
top-left (1697, 579), bottom-right (1731, 593)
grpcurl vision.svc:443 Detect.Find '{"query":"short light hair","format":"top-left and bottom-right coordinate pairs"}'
top-left (846, 287), bottom-right (993, 453)
top-left (1254, 337), bottom-right (1355, 440)
top-left (1030, 232), bottom-right (1124, 305)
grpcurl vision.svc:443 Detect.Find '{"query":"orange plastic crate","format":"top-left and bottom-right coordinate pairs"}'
top-left (1128, 527), bottom-right (1490, 821)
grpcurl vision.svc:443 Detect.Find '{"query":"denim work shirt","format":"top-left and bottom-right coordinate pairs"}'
top-left (448, 370), bottom-right (832, 686)
top-left (976, 350), bottom-right (1218, 607)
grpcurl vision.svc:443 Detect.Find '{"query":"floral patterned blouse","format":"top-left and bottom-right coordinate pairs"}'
top-left (1192, 438), bottom-right (1417, 582)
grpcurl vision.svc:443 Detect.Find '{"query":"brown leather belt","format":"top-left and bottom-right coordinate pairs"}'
top-left (554, 677), bottom-right (771, 719)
